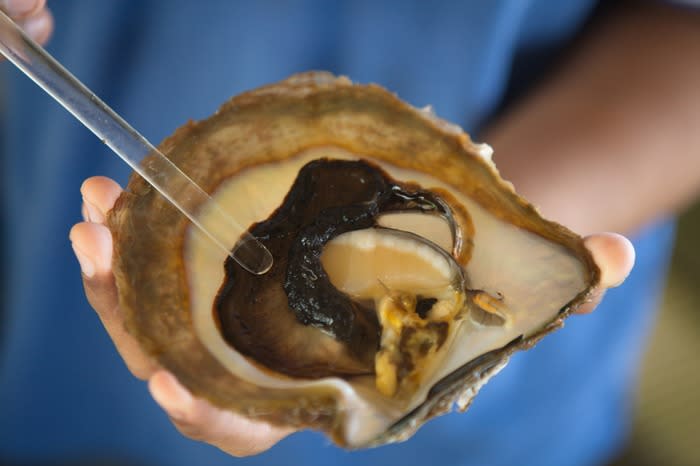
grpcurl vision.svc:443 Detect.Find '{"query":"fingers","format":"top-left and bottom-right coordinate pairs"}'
top-left (149, 371), bottom-right (292, 456)
top-left (80, 176), bottom-right (123, 223)
top-left (2, 0), bottom-right (53, 45)
top-left (77, 176), bottom-right (290, 455)
top-left (71, 177), bottom-right (158, 379)
top-left (584, 232), bottom-right (636, 289)
top-left (17, 6), bottom-right (52, 45)
top-left (575, 232), bottom-right (635, 314)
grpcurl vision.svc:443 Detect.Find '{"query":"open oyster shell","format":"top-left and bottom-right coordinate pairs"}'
top-left (107, 72), bottom-right (600, 448)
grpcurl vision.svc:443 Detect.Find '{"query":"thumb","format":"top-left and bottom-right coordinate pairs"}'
top-left (575, 232), bottom-right (635, 314)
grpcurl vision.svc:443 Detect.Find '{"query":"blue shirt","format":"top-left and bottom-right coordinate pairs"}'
top-left (0, 1), bottom-right (675, 465)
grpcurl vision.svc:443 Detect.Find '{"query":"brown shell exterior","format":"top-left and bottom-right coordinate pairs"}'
top-left (107, 72), bottom-right (600, 447)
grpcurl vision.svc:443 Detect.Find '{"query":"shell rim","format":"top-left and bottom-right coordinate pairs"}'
top-left (106, 71), bottom-right (601, 448)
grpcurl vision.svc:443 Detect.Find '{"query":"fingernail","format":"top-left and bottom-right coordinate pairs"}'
top-left (2, 0), bottom-right (37, 16)
top-left (21, 10), bottom-right (48, 39)
top-left (71, 243), bottom-right (95, 278)
top-left (82, 198), bottom-right (104, 223)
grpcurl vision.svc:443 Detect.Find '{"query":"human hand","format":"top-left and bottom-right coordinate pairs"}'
top-left (1, 0), bottom-right (53, 46)
top-left (69, 176), bottom-right (634, 456)
top-left (575, 232), bottom-right (635, 314)
top-left (69, 176), bottom-right (293, 457)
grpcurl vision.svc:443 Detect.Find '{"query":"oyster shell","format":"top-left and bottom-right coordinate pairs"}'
top-left (107, 72), bottom-right (600, 448)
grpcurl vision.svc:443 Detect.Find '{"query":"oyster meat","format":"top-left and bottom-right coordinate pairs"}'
top-left (107, 72), bottom-right (600, 448)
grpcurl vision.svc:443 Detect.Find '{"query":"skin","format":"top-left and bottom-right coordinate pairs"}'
top-left (0, 0), bottom-right (53, 46)
top-left (72, 177), bottom-right (294, 456)
top-left (483, 1), bottom-right (700, 236)
top-left (60, 0), bottom-right (698, 458)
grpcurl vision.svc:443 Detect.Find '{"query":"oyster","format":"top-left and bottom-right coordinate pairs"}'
top-left (107, 72), bottom-right (599, 448)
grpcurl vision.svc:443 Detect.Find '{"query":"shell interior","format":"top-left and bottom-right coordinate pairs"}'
top-left (108, 72), bottom-right (598, 449)
top-left (184, 146), bottom-right (589, 446)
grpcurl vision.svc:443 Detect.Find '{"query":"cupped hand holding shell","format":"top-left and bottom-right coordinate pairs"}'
top-left (70, 177), bottom-right (292, 457)
top-left (70, 175), bottom-right (633, 456)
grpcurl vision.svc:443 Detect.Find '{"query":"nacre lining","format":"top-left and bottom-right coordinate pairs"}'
top-left (183, 145), bottom-right (587, 444)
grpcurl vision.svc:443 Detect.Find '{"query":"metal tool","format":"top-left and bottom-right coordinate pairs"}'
top-left (0, 10), bottom-right (273, 275)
